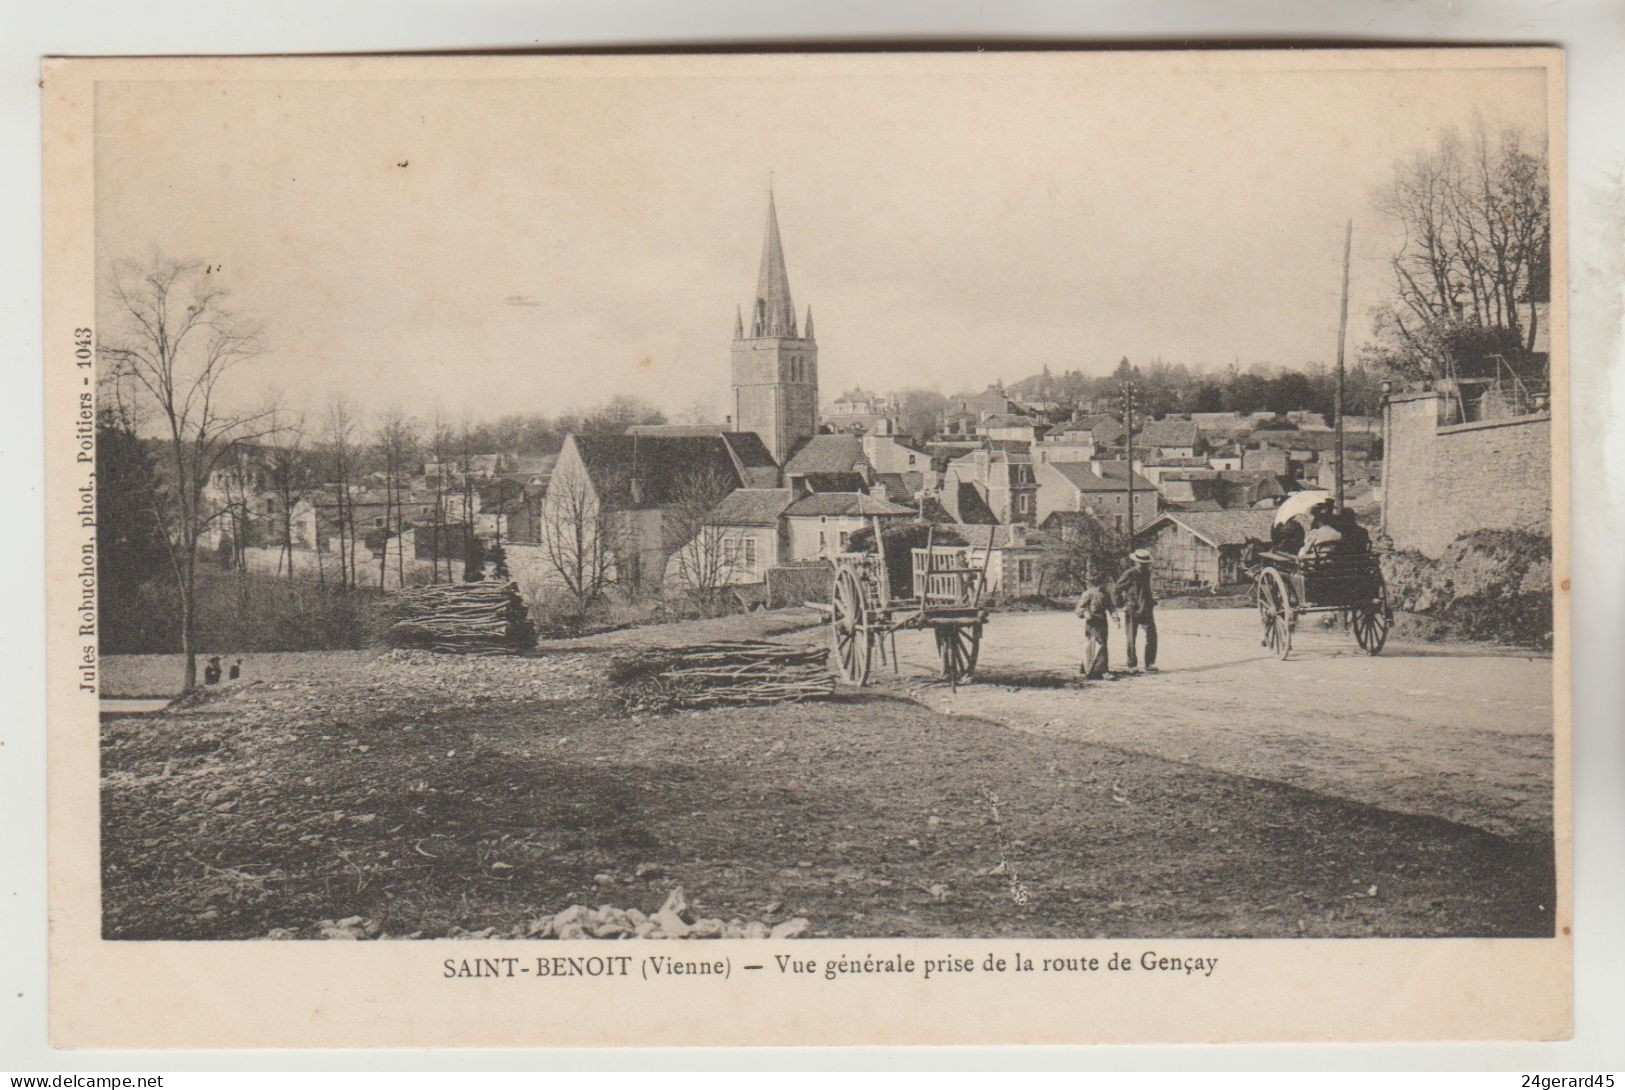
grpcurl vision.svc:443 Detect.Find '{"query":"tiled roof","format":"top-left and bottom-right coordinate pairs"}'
top-left (570, 434), bottom-right (743, 510)
top-left (1066, 414), bottom-right (1125, 443)
top-left (707, 488), bottom-right (795, 527)
top-left (953, 524), bottom-right (1061, 549)
top-left (874, 472), bottom-right (926, 504)
top-left (783, 434), bottom-right (869, 476)
top-left (1044, 461), bottom-right (1156, 492)
top-left (953, 483), bottom-right (998, 525)
top-left (1138, 418), bottom-right (1200, 447)
top-left (1139, 509), bottom-right (1275, 548)
top-left (800, 472), bottom-right (869, 494)
top-left (719, 431), bottom-right (779, 469)
top-left (1251, 429), bottom-right (1378, 452)
top-left (783, 492), bottom-right (914, 518)
top-left (626, 423), bottom-right (728, 436)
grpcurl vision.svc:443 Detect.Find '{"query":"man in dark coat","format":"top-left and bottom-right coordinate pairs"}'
top-left (1114, 549), bottom-right (1158, 672)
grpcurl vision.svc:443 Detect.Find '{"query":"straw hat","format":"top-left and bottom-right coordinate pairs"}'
top-left (1130, 549), bottom-right (1153, 564)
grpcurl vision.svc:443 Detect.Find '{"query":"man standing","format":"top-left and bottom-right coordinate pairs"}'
top-left (1114, 549), bottom-right (1158, 673)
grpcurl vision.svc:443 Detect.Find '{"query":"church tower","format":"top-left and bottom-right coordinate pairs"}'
top-left (732, 190), bottom-right (818, 465)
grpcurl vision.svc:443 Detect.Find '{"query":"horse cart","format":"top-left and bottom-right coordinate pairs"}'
top-left (1248, 548), bottom-right (1392, 659)
top-left (1242, 490), bottom-right (1393, 660)
top-left (828, 524), bottom-right (991, 687)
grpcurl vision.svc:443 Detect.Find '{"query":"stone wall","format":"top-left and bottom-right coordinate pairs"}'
top-left (1383, 391), bottom-right (1551, 558)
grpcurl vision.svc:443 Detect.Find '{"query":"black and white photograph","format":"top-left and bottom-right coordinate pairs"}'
top-left (41, 48), bottom-right (1571, 1047)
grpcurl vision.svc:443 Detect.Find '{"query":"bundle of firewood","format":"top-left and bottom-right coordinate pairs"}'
top-left (385, 580), bottom-right (537, 655)
top-left (607, 640), bottom-right (833, 712)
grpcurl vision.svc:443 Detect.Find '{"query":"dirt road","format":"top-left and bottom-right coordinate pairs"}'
top-left (876, 608), bottom-right (1554, 843)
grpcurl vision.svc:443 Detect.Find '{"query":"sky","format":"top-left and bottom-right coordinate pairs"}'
top-left (93, 53), bottom-right (1551, 426)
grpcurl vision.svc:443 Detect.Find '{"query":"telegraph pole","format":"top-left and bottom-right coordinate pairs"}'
top-left (1121, 381), bottom-right (1137, 549)
top-left (1334, 219), bottom-right (1352, 511)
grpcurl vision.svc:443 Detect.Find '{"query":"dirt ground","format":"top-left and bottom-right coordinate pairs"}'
top-left (873, 608), bottom-right (1555, 843)
top-left (99, 607), bottom-right (1554, 941)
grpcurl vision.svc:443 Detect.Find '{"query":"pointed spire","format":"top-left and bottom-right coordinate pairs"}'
top-left (751, 188), bottom-right (797, 338)
top-left (803, 305), bottom-right (815, 341)
top-left (734, 304), bottom-right (744, 340)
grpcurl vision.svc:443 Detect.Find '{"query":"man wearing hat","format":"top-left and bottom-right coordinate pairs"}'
top-left (1299, 500), bottom-right (1344, 558)
top-left (1113, 549), bottom-right (1159, 673)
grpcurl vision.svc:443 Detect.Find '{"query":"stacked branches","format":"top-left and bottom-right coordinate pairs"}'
top-left (608, 640), bottom-right (833, 712)
top-left (385, 581), bottom-right (537, 655)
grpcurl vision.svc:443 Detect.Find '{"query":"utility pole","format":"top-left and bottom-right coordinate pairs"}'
top-left (1334, 219), bottom-right (1352, 511)
top-left (1120, 380), bottom-right (1137, 549)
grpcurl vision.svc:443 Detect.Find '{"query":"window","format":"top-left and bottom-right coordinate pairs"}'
top-left (373, 516), bottom-right (385, 528)
top-left (724, 537), bottom-right (758, 571)
top-left (818, 531), bottom-right (826, 550)
top-left (838, 531), bottom-right (851, 550)
top-left (1018, 559), bottom-right (1035, 584)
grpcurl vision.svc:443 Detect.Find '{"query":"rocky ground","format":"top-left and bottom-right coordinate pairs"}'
top-left (101, 608), bottom-right (1555, 941)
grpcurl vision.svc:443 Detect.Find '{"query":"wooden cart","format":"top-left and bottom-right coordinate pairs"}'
top-left (829, 524), bottom-right (991, 688)
top-left (1247, 547), bottom-right (1393, 659)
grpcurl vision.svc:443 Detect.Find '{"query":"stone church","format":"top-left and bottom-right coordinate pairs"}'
top-left (531, 190), bottom-right (909, 596)
top-left (730, 189), bottom-right (820, 465)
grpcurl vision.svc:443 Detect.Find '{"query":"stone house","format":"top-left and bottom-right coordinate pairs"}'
top-left (1135, 417), bottom-right (1202, 460)
top-left (979, 413), bottom-right (1042, 443)
top-left (943, 448), bottom-right (1038, 524)
top-left (661, 487), bottom-right (794, 591)
top-left (1132, 509), bottom-right (1275, 588)
top-left (859, 433), bottom-right (931, 476)
top-left (535, 432), bottom-right (763, 592)
top-left (781, 492), bottom-right (915, 561)
top-left (1034, 460), bottom-right (1160, 534)
top-left (954, 523), bottom-right (1065, 598)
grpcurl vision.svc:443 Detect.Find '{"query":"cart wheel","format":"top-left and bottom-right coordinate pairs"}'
top-left (830, 569), bottom-right (873, 686)
top-left (1352, 585), bottom-right (1391, 655)
top-left (1258, 568), bottom-right (1294, 660)
top-left (935, 624), bottom-right (977, 687)
top-left (1254, 576), bottom-right (1272, 647)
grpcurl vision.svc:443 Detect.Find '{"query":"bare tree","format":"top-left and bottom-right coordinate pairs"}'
top-left (538, 458), bottom-right (626, 611)
top-left (213, 446), bottom-right (256, 572)
top-left (425, 413), bottom-right (455, 583)
top-left (372, 411), bottom-right (418, 589)
top-left (1373, 120), bottom-right (1550, 383)
top-left (1049, 513), bottom-right (1128, 594)
top-left (99, 255), bottom-right (273, 691)
top-left (265, 416), bottom-right (320, 580)
top-left (323, 398), bottom-right (361, 590)
top-left (662, 467), bottom-right (748, 615)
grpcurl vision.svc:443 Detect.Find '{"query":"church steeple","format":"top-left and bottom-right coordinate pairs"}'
top-left (730, 187), bottom-right (818, 465)
top-left (803, 305), bottom-right (815, 341)
top-left (751, 189), bottom-right (798, 338)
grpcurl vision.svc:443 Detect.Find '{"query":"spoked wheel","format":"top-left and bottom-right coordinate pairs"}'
top-left (934, 622), bottom-right (982, 687)
top-left (829, 569), bottom-right (873, 686)
top-left (1254, 576), bottom-right (1273, 647)
top-left (1257, 567), bottom-right (1294, 660)
top-left (935, 623), bottom-right (980, 687)
top-left (1351, 584), bottom-right (1392, 655)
